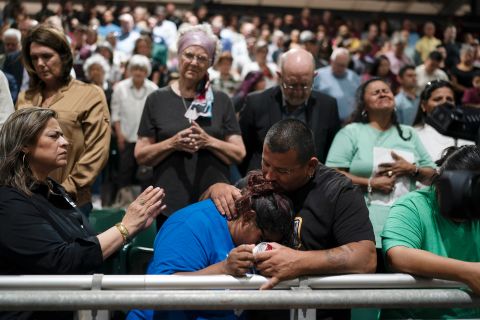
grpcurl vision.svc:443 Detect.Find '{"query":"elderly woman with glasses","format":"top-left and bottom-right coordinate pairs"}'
top-left (135, 24), bottom-right (246, 228)
top-left (413, 80), bottom-right (474, 162)
top-left (326, 78), bottom-right (436, 251)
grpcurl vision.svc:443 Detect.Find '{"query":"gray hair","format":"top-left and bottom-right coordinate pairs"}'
top-left (176, 23), bottom-right (222, 66)
top-left (128, 54), bottom-right (152, 76)
top-left (83, 54), bottom-right (111, 79)
top-left (2, 28), bottom-right (21, 42)
top-left (330, 47), bottom-right (350, 61)
top-left (0, 107), bottom-right (57, 196)
top-left (460, 44), bottom-right (475, 56)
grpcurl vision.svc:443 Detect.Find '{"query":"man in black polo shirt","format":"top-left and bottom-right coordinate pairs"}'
top-left (202, 119), bottom-right (376, 319)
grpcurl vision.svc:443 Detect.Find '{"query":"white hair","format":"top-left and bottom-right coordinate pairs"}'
top-left (176, 23), bottom-right (222, 66)
top-left (83, 54), bottom-right (111, 79)
top-left (330, 47), bottom-right (350, 61)
top-left (3, 28), bottom-right (21, 42)
top-left (460, 44), bottom-right (475, 56)
top-left (128, 54), bottom-right (152, 76)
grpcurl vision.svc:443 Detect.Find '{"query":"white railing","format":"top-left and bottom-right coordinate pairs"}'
top-left (0, 273), bottom-right (479, 311)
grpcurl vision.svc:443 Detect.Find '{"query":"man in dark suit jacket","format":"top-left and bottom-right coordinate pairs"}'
top-left (2, 51), bottom-right (24, 102)
top-left (239, 48), bottom-right (340, 175)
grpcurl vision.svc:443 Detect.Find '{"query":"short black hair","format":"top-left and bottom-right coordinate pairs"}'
top-left (428, 50), bottom-right (443, 62)
top-left (398, 65), bottom-right (415, 78)
top-left (264, 119), bottom-right (315, 164)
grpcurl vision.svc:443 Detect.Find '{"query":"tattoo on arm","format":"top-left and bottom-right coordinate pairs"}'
top-left (325, 245), bottom-right (354, 268)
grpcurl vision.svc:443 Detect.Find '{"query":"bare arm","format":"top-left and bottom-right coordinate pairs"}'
top-left (134, 127), bottom-right (197, 166)
top-left (256, 240), bottom-right (376, 289)
top-left (113, 121), bottom-right (126, 152)
top-left (189, 121), bottom-right (246, 165)
top-left (386, 246), bottom-right (480, 294)
top-left (97, 186), bottom-right (166, 259)
top-left (334, 167), bottom-right (396, 194)
top-left (174, 244), bottom-right (255, 276)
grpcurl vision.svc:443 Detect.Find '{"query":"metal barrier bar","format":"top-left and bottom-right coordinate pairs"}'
top-left (0, 289), bottom-right (479, 310)
top-left (0, 274), bottom-right (466, 290)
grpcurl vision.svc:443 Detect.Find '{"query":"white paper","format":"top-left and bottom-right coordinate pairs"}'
top-left (370, 147), bottom-right (414, 206)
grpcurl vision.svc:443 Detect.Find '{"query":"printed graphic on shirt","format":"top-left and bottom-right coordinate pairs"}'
top-left (293, 216), bottom-right (302, 249)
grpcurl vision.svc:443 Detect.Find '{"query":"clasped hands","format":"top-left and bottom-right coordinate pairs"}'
top-left (223, 243), bottom-right (299, 290)
top-left (172, 121), bottom-right (210, 153)
top-left (371, 151), bottom-right (417, 194)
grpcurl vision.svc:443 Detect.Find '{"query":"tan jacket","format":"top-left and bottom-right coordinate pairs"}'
top-left (17, 79), bottom-right (111, 206)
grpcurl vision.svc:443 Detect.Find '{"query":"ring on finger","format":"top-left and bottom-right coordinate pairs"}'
top-left (139, 199), bottom-right (146, 206)
top-left (387, 170), bottom-right (393, 177)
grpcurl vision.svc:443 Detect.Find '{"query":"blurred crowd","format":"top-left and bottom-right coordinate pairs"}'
top-left (1, 0), bottom-right (479, 209)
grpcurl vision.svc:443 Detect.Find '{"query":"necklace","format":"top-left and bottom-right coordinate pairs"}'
top-left (131, 85), bottom-right (147, 100)
top-left (181, 96), bottom-right (189, 111)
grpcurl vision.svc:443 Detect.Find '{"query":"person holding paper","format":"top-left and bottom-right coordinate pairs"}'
top-left (326, 78), bottom-right (436, 250)
top-left (134, 24), bottom-right (245, 228)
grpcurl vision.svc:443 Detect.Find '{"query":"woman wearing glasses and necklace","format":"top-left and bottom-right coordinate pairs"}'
top-left (135, 24), bottom-right (245, 228)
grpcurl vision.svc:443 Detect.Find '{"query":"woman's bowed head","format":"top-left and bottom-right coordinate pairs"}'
top-left (220, 171), bottom-right (295, 277)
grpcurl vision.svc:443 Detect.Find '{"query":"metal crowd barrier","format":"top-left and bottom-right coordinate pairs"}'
top-left (0, 273), bottom-right (479, 311)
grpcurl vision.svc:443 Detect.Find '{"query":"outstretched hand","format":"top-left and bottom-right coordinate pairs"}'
top-left (122, 186), bottom-right (166, 237)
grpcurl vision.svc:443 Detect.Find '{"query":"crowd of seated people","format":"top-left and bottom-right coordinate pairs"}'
top-left (1, 2), bottom-right (480, 319)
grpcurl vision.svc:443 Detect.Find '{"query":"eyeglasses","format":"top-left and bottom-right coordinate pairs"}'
top-left (262, 159), bottom-right (303, 176)
top-left (281, 82), bottom-right (312, 92)
top-left (182, 52), bottom-right (210, 65)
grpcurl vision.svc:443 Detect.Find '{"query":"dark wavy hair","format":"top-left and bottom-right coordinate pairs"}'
top-left (413, 80), bottom-right (454, 127)
top-left (22, 25), bottom-right (73, 98)
top-left (0, 107), bottom-right (57, 196)
top-left (235, 171), bottom-right (294, 245)
top-left (351, 77), bottom-right (411, 141)
top-left (368, 55), bottom-right (391, 77)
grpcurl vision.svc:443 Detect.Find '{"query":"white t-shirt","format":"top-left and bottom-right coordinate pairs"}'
top-left (111, 78), bottom-right (159, 142)
top-left (415, 123), bottom-right (474, 162)
top-left (0, 70), bottom-right (14, 128)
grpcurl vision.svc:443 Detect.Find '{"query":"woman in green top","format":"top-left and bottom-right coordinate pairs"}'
top-left (381, 145), bottom-right (480, 319)
top-left (326, 78), bottom-right (436, 248)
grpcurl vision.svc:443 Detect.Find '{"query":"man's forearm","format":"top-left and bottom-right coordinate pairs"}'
top-left (296, 240), bottom-right (376, 275)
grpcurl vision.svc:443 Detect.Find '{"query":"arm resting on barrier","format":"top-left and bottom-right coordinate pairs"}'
top-left (255, 240), bottom-right (376, 290)
top-left (386, 246), bottom-right (480, 295)
top-left (174, 244), bottom-right (255, 277)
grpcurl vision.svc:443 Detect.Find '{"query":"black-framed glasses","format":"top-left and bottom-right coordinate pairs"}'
top-left (261, 158), bottom-right (303, 176)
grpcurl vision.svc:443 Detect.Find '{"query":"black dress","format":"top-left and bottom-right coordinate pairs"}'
top-left (138, 87), bottom-right (241, 219)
